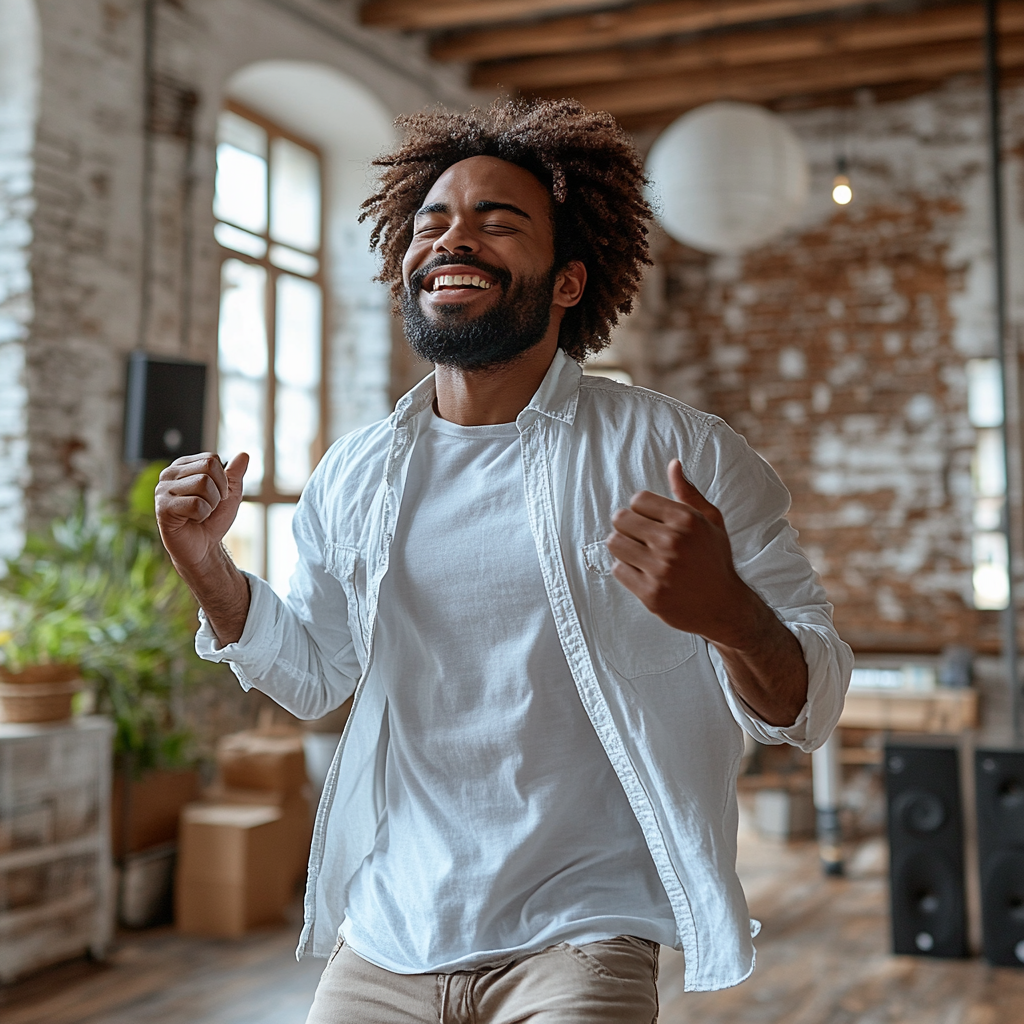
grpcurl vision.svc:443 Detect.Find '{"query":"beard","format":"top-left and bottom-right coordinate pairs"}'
top-left (401, 256), bottom-right (556, 371)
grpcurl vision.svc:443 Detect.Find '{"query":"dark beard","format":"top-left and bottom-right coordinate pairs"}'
top-left (401, 257), bottom-right (556, 371)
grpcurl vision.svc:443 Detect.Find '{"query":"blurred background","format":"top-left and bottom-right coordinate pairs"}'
top-left (3, 1), bottom-right (1024, 1021)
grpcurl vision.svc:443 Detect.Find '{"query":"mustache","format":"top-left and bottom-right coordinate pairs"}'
top-left (409, 255), bottom-right (512, 294)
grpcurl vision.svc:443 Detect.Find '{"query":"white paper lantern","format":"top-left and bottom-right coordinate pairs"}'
top-left (646, 101), bottom-right (809, 255)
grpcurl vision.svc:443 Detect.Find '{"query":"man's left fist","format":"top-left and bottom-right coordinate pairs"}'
top-left (607, 459), bottom-right (750, 647)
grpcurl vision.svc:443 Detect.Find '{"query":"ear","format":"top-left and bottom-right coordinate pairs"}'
top-left (552, 260), bottom-right (587, 309)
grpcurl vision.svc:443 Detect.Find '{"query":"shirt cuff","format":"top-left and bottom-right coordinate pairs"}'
top-left (194, 572), bottom-right (284, 690)
top-left (712, 621), bottom-right (851, 751)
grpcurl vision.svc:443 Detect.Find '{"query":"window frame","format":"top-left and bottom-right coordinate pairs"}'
top-left (214, 100), bottom-right (329, 575)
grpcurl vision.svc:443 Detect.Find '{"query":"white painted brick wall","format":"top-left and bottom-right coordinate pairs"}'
top-left (10, 0), bottom-right (481, 540)
top-left (0, 0), bottom-right (38, 559)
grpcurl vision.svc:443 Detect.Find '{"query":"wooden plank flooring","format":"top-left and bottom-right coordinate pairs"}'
top-left (4, 824), bottom-right (1024, 1023)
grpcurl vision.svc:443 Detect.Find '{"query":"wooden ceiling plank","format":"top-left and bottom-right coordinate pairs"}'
top-left (473, 2), bottom-right (1024, 90)
top-left (359, 0), bottom-right (625, 33)
top-left (537, 34), bottom-right (1024, 117)
top-left (431, 0), bottom-right (869, 63)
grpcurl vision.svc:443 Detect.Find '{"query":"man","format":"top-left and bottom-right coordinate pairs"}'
top-left (156, 99), bottom-right (851, 1022)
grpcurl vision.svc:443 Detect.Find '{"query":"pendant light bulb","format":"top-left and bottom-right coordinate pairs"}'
top-left (832, 155), bottom-right (853, 205)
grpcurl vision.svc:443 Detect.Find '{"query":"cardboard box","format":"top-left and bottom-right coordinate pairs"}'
top-left (176, 804), bottom-right (291, 937)
top-left (202, 784), bottom-right (311, 886)
top-left (216, 729), bottom-right (306, 795)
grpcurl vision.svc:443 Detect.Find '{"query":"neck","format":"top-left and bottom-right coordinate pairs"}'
top-left (433, 336), bottom-right (559, 426)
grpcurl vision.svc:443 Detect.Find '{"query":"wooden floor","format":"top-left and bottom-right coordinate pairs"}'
top-left (4, 824), bottom-right (1024, 1024)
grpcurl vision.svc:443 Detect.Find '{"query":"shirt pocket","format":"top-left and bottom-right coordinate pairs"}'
top-left (324, 542), bottom-right (367, 662)
top-left (582, 539), bottom-right (698, 679)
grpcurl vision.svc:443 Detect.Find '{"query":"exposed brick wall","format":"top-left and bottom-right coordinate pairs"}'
top-left (0, 0), bottom-right (38, 559)
top-left (628, 81), bottom-right (1024, 653)
top-left (651, 201), bottom-right (983, 652)
top-left (4, 0), bottom-right (480, 541)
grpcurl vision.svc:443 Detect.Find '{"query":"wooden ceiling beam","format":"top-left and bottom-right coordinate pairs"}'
top-left (534, 33), bottom-right (1024, 117)
top-left (431, 0), bottom-right (868, 63)
top-left (359, 0), bottom-right (624, 33)
top-left (474, 2), bottom-right (1024, 90)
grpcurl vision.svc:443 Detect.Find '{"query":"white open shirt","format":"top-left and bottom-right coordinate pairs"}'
top-left (197, 348), bottom-right (853, 992)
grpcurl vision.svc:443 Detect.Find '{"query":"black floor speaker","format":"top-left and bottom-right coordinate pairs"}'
top-left (976, 749), bottom-right (1024, 966)
top-left (123, 351), bottom-right (206, 462)
top-left (884, 744), bottom-right (967, 958)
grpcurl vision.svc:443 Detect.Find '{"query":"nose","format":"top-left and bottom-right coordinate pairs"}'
top-left (432, 219), bottom-right (478, 256)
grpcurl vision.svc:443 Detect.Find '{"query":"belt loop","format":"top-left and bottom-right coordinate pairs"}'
top-left (438, 973), bottom-right (448, 1024)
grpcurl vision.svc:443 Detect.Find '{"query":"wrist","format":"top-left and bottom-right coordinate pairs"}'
top-left (707, 581), bottom-right (776, 655)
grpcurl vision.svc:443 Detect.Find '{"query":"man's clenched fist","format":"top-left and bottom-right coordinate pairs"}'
top-left (155, 452), bottom-right (248, 574)
top-left (607, 458), bottom-right (809, 727)
top-left (607, 458), bottom-right (750, 648)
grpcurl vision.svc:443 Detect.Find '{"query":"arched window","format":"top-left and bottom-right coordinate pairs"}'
top-left (213, 102), bottom-right (325, 594)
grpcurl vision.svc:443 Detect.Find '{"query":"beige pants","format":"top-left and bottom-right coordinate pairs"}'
top-left (305, 935), bottom-right (661, 1024)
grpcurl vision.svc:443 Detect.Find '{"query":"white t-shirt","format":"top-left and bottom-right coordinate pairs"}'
top-left (341, 412), bottom-right (677, 973)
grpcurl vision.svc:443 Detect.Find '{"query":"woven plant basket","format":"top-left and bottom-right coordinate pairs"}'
top-left (0, 664), bottom-right (81, 723)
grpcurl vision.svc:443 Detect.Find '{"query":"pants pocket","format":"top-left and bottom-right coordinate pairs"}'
top-left (558, 941), bottom-right (618, 981)
top-left (325, 935), bottom-right (345, 968)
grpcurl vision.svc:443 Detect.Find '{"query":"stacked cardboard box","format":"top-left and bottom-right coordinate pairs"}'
top-left (176, 726), bottom-right (312, 937)
top-left (176, 805), bottom-right (291, 937)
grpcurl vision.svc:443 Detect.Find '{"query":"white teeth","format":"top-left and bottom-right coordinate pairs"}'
top-left (430, 273), bottom-right (492, 291)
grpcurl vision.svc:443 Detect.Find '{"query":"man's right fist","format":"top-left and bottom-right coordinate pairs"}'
top-left (155, 452), bottom-right (249, 572)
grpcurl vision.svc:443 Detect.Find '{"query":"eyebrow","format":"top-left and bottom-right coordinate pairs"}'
top-left (415, 200), bottom-right (532, 221)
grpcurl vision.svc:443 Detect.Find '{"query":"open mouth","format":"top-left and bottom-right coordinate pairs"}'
top-left (421, 266), bottom-right (498, 294)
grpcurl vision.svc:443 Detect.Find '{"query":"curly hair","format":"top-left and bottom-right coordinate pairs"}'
top-left (360, 98), bottom-right (653, 361)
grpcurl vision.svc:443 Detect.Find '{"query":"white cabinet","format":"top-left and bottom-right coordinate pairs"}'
top-left (0, 716), bottom-right (114, 982)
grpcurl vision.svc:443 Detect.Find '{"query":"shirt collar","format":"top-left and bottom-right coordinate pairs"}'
top-left (389, 347), bottom-right (582, 430)
top-left (521, 348), bottom-right (581, 426)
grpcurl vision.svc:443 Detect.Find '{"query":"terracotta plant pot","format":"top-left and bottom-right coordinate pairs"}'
top-left (0, 663), bottom-right (81, 723)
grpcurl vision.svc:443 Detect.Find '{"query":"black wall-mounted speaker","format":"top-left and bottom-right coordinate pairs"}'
top-left (885, 744), bottom-right (967, 958)
top-left (976, 749), bottom-right (1024, 966)
top-left (123, 351), bottom-right (206, 462)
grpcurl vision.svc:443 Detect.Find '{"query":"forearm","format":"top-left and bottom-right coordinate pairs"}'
top-left (193, 570), bottom-right (360, 720)
top-left (710, 585), bottom-right (809, 727)
top-left (173, 545), bottom-right (251, 647)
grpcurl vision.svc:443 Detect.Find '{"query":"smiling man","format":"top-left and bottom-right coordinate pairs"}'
top-left (155, 99), bottom-right (851, 1023)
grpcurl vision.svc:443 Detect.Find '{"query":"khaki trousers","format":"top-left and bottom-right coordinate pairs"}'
top-left (304, 935), bottom-right (661, 1024)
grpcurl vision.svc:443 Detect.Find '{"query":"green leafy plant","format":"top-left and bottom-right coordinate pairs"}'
top-left (0, 465), bottom-right (221, 771)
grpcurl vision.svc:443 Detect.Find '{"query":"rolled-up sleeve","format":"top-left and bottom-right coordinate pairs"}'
top-left (194, 473), bottom-right (362, 720)
top-left (695, 421), bottom-right (853, 752)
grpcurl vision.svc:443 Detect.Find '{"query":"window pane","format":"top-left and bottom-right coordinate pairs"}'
top-left (215, 221), bottom-right (267, 258)
top-left (974, 496), bottom-right (1004, 531)
top-left (218, 259), bottom-right (267, 494)
top-left (267, 503), bottom-right (299, 598)
top-left (275, 386), bottom-right (319, 493)
top-left (218, 110), bottom-right (267, 158)
top-left (973, 428), bottom-right (1006, 498)
top-left (974, 531), bottom-right (1009, 609)
top-left (269, 243), bottom-right (319, 277)
top-left (219, 260), bottom-right (267, 378)
top-left (275, 275), bottom-right (321, 492)
top-left (270, 137), bottom-right (320, 252)
top-left (276, 275), bottom-right (320, 388)
top-left (967, 358), bottom-right (1003, 428)
top-left (223, 501), bottom-right (265, 578)
top-left (214, 143), bottom-right (267, 235)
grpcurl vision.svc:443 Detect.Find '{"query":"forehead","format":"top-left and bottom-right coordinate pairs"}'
top-left (420, 156), bottom-right (552, 219)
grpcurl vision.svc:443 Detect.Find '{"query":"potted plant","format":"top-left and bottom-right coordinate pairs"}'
top-left (0, 526), bottom-right (100, 722)
top-left (0, 467), bottom-right (223, 856)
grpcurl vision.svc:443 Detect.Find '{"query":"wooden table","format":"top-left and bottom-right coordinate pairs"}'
top-left (838, 686), bottom-right (978, 733)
